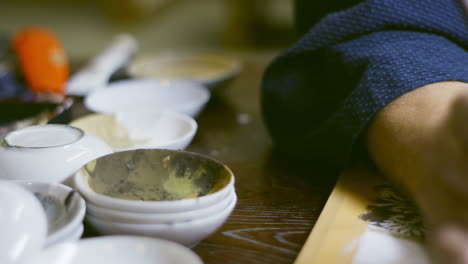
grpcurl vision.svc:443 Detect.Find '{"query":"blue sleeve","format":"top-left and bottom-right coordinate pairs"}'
top-left (261, 0), bottom-right (468, 171)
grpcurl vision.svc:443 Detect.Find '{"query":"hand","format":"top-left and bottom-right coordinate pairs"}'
top-left (366, 81), bottom-right (468, 264)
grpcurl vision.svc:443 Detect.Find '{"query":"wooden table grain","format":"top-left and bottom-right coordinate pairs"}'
top-left (78, 54), bottom-right (336, 263)
top-left (187, 55), bottom-right (336, 263)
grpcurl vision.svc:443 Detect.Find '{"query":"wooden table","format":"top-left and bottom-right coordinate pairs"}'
top-left (79, 54), bottom-right (336, 263)
top-left (187, 54), bottom-right (336, 263)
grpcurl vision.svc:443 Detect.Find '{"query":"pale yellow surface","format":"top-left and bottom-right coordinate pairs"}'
top-left (70, 113), bottom-right (150, 149)
top-left (294, 168), bottom-right (385, 264)
top-left (130, 53), bottom-right (239, 80)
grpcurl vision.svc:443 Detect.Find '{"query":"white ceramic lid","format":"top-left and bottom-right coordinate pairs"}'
top-left (4, 125), bottom-right (83, 148)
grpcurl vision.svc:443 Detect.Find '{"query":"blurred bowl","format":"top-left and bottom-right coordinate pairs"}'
top-left (86, 187), bottom-right (235, 224)
top-left (22, 236), bottom-right (202, 264)
top-left (0, 125), bottom-right (113, 184)
top-left (13, 181), bottom-right (86, 248)
top-left (44, 223), bottom-right (83, 248)
top-left (65, 224), bottom-right (84, 243)
top-left (74, 149), bottom-right (234, 213)
top-left (0, 181), bottom-right (47, 264)
top-left (127, 52), bottom-right (242, 89)
top-left (84, 79), bottom-right (210, 117)
top-left (70, 111), bottom-right (197, 151)
top-left (86, 192), bottom-right (236, 247)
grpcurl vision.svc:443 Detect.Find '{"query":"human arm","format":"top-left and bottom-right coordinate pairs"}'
top-left (367, 81), bottom-right (468, 263)
top-left (262, 0), bottom-right (468, 262)
top-left (261, 0), bottom-right (468, 172)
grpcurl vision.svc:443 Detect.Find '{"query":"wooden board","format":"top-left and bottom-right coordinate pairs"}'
top-left (294, 168), bottom-right (428, 264)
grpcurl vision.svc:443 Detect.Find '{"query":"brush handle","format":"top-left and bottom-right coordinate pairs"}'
top-left (66, 34), bottom-right (138, 96)
top-left (92, 34), bottom-right (138, 77)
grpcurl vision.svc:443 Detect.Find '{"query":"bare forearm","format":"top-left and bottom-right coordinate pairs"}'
top-left (366, 81), bottom-right (468, 263)
top-left (366, 81), bottom-right (468, 198)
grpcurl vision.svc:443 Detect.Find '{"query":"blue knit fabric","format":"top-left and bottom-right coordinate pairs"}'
top-left (261, 0), bottom-right (468, 171)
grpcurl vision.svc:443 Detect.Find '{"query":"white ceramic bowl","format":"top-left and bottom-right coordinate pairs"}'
top-left (86, 187), bottom-right (235, 224)
top-left (44, 223), bottom-right (83, 248)
top-left (70, 111), bottom-right (197, 151)
top-left (0, 125), bottom-right (113, 184)
top-left (84, 79), bottom-right (210, 117)
top-left (12, 181), bottom-right (86, 248)
top-left (53, 223), bottom-right (83, 246)
top-left (0, 181), bottom-right (47, 264)
top-left (86, 192), bottom-right (236, 247)
top-left (21, 236), bottom-right (202, 264)
top-left (74, 149), bottom-right (235, 213)
top-left (128, 52), bottom-right (242, 89)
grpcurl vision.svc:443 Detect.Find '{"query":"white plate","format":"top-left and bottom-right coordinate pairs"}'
top-left (84, 79), bottom-right (210, 117)
top-left (128, 52), bottom-right (242, 89)
top-left (21, 236), bottom-right (202, 264)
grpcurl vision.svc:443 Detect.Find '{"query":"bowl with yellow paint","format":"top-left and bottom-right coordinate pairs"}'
top-left (73, 149), bottom-right (235, 213)
top-left (70, 111), bottom-right (197, 152)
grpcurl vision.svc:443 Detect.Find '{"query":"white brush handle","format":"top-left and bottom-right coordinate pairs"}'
top-left (92, 34), bottom-right (138, 76)
top-left (66, 34), bottom-right (138, 96)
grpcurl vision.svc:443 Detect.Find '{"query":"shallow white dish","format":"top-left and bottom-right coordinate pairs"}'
top-left (86, 192), bottom-right (237, 247)
top-left (21, 236), bottom-right (202, 264)
top-left (0, 181), bottom-right (47, 264)
top-left (128, 52), bottom-right (242, 89)
top-left (0, 125), bottom-right (113, 184)
top-left (84, 79), bottom-right (210, 117)
top-left (74, 149), bottom-right (235, 213)
top-left (70, 111), bottom-right (197, 151)
top-left (86, 188), bottom-right (234, 224)
top-left (13, 181), bottom-right (86, 248)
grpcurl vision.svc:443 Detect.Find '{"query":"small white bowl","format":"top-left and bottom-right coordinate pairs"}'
top-left (84, 79), bottom-right (210, 117)
top-left (22, 236), bottom-right (202, 264)
top-left (45, 223), bottom-right (83, 248)
top-left (70, 111), bottom-right (197, 151)
top-left (74, 149), bottom-right (235, 213)
top-left (0, 125), bottom-right (113, 184)
top-left (86, 192), bottom-right (236, 247)
top-left (128, 52), bottom-right (242, 89)
top-left (52, 223), bottom-right (83, 246)
top-left (13, 181), bottom-right (86, 248)
top-left (0, 181), bottom-right (47, 264)
top-left (86, 188), bottom-right (235, 224)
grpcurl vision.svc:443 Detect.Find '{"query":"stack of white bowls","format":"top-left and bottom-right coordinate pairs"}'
top-left (15, 181), bottom-right (86, 248)
top-left (73, 149), bottom-right (236, 247)
top-left (0, 181), bottom-right (86, 264)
